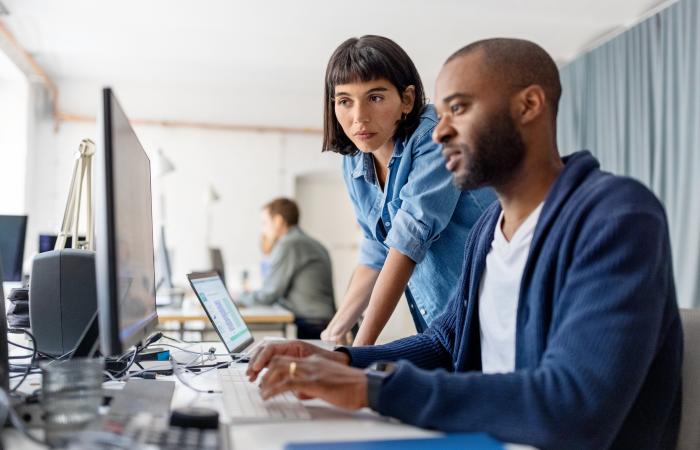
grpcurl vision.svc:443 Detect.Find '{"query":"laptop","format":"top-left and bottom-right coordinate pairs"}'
top-left (187, 270), bottom-right (311, 421)
top-left (187, 270), bottom-right (256, 360)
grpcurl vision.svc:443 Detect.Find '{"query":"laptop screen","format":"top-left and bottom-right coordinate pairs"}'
top-left (188, 272), bottom-right (253, 354)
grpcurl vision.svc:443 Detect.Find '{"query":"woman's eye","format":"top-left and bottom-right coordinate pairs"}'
top-left (336, 98), bottom-right (350, 106)
top-left (369, 95), bottom-right (383, 103)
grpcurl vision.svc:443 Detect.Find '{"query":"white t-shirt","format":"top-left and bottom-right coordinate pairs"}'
top-left (479, 202), bottom-right (544, 374)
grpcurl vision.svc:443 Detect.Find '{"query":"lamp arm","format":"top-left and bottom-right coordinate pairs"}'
top-left (55, 139), bottom-right (96, 251)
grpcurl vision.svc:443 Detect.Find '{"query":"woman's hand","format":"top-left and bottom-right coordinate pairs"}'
top-left (320, 325), bottom-right (353, 345)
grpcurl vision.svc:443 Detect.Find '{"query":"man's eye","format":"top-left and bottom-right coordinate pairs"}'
top-left (450, 103), bottom-right (465, 114)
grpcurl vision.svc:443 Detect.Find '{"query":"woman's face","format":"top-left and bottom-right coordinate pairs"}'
top-left (333, 78), bottom-right (414, 154)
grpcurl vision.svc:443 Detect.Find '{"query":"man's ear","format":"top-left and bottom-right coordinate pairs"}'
top-left (401, 85), bottom-right (416, 114)
top-left (272, 214), bottom-right (287, 231)
top-left (514, 85), bottom-right (546, 125)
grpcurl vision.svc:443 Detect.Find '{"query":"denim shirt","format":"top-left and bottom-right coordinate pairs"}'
top-left (342, 105), bottom-right (496, 330)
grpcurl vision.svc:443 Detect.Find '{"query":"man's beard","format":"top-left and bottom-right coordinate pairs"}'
top-left (451, 108), bottom-right (526, 191)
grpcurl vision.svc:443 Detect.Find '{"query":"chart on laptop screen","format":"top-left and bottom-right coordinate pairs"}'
top-left (190, 275), bottom-right (251, 350)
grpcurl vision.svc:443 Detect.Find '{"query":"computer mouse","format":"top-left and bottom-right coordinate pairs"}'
top-left (170, 406), bottom-right (219, 429)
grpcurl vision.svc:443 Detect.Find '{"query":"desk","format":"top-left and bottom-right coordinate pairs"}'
top-left (4, 339), bottom-right (534, 450)
top-left (157, 298), bottom-right (295, 338)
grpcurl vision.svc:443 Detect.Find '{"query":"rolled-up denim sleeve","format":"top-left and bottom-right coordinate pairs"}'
top-left (384, 129), bottom-right (462, 264)
top-left (358, 237), bottom-right (388, 271)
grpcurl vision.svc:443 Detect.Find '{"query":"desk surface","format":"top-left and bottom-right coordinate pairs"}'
top-left (4, 338), bottom-right (534, 450)
top-left (157, 299), bottom-right (294, 324)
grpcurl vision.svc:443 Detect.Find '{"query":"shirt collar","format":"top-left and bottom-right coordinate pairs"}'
top-left (351, 151), bottom-right (377, 184)
top-left (351, 143), bottom-right (403, 183)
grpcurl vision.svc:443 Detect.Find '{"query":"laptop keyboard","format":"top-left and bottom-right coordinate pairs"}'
top-left (218, 367), bottom-right (311, 422)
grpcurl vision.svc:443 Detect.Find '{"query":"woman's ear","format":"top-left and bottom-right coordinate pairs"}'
top-left (401, 85), bottom-right (416, 114)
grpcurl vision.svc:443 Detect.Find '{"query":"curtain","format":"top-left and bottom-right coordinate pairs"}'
top-left (557, 0), bottom-right (700, 307)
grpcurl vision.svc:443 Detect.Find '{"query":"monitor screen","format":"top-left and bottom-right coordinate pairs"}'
top-left (188, 273), bottom-right (253, 354)
top-left (0, 259), bottom-right (9, 390)
top-left (96, 88), bottom-right (158, 356)
top-left (38, 234), bottom-right (85, 253)
top-left (0, 215), bottom-right (27, 282)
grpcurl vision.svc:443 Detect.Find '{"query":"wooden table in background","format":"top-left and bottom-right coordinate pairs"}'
top-left (157, 299), bottom-right (295, 339)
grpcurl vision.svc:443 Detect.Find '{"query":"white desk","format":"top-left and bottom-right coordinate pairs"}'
top-left (3, 339), bottom-right (534, 450)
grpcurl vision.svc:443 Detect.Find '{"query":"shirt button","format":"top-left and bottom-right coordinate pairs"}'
top-left (420, 308), bottom-right (426, 315)
top-left (384, 221), bottom-right (391, 227)
top-left (409, 303), bottom-right (414, 310)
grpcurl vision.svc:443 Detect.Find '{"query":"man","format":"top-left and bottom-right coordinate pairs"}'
top-left (238, 198), bottom-right (336, 339)
top-left (246, 39), bottom-right (682, 449)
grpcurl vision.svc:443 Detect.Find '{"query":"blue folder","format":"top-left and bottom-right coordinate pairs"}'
top-left (284, 433), bottom-right (504, 449)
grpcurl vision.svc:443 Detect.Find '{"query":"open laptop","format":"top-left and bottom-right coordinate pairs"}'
top-left (187, 270), bottom-right (255, 360)
top-left (187, 270), bottom-right (311, 421)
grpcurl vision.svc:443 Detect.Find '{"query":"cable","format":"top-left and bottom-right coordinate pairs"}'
top-left (170, 358), bottom-right (221, 394)
top-left (8, 328), bottom-right (37, 393)
top-left (156, 343), bottom-right (233, 358)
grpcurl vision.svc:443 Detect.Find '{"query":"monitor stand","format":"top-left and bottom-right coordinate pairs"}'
top-left (70, 313), bottom-right (142, 377)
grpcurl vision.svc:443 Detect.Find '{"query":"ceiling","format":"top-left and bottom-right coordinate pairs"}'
top-left (0, 0), bottom-right (665, 128)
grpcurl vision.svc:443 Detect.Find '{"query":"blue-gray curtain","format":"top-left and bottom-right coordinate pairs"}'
top-left (557, 0), bottom-right (700, 307)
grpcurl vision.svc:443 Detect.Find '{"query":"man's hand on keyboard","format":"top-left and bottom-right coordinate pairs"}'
top-left (258, 354), bottom-right (368, 410)
top-left (246, 340), bottom-right (350, 382)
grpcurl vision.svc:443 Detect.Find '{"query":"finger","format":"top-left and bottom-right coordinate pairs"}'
top-left (247, 344), bottom-right (278, 380)
top-left (259, 355), bottom-right (295, 389)
top-left (295, 391), bottom-right (314, 400)
top-left (261, 377), bottom-right (313, 400)
top-left (245, 345), bottom-right (266, 380)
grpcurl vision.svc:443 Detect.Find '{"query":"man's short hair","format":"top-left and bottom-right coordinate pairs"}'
top-left (264, 198), bottom-right (300, 226)
top-left (446, 38), bottom-right (562, 115)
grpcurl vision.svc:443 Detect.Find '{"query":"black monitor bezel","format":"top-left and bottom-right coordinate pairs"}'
top-left (96, 87), bottom-right (159, 357)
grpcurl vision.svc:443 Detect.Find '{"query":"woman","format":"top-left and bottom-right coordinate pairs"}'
top-left (321, 35), bottom-right (495, 345)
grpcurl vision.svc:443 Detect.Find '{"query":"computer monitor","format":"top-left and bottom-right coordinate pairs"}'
top-left (155, 226), bottom-right (173, 292)
top-left (0, 215), bottom-right (27, 282)
top-left (0, 259), bottom-right (9, 390)
top-left (95, 88), bottom-right (158, 357)
top-left (38, 234), bottom-right (85, 253)
top-left (209, 247), bottom-right (226, 286)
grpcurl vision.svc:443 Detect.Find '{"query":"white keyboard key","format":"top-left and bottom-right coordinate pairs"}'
top-left (218, 368), bottom-right (312, 422)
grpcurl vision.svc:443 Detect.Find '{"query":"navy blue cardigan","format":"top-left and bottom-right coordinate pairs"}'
top-left (347, 151), bottom-right (682, 450)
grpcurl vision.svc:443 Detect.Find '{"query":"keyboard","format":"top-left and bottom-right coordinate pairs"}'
top-left (118, 411), bottom-right (223, 450)
top-left (93, 379), bottom-right (227, 450)
top-left (218, 367), bottom-right (311, 422)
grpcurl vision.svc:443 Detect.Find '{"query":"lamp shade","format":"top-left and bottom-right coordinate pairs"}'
top-left (157, 149), bottom-right (176, 177)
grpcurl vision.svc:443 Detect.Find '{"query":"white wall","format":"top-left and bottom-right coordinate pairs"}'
top-left (24, 107), bottom-right (341, 290)
top-left (296, 171), bottom-right (415, 343)
top-left (0, 54), bottom-right (29, 215)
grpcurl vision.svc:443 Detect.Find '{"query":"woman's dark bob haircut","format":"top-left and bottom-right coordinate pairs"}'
top-left (322, 35), bottom-right (426, 155)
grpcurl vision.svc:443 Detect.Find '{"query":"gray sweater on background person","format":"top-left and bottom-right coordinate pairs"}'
top-left (239, 226), bottom-right (336, 320)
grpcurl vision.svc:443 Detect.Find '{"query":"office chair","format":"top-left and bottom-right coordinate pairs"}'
top-left (678, 308), bottom-right (700, 450)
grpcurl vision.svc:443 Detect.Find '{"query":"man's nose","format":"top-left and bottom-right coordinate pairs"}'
top-left (432, 117), bottom-right (454, 144)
